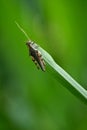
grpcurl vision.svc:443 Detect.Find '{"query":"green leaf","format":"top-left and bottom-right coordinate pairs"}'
top-left (38, 45), bottom-right (87, 104)
top-left (15, 21), bottom-right (87, 104)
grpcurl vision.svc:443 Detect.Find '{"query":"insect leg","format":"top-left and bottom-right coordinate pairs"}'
top-left (31, 56), bottom-right (35, 62)
top-left (31, 56), bottom-right (40, 69)
top-left (34, 61), bottom-right (40, 69)
top-left (38, 53), bottom-right (46, 66)
top-left (41, 59), bottom-right (46, 66)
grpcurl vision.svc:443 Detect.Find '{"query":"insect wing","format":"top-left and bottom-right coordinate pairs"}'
top-left (36, 51), bottom-right (45, 71)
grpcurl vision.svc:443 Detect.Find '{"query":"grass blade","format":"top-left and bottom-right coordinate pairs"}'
top-left (37, 45), bottom-right (87, 104)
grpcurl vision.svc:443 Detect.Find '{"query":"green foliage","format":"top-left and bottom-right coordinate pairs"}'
top-left (0, 0), bottom-right (87, 130)
top-left (38, 45), bottom-right (87, 103)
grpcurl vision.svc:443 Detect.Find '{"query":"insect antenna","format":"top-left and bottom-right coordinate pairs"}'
top-left (15, 21), bottom-right (31, 40)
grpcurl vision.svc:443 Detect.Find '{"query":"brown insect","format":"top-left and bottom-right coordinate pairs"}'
top-left (15, 21), bottom-right (46, 71)
top-left (26, 40), bottom-right (46, 71)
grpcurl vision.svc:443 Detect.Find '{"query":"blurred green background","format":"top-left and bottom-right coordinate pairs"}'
top-left (0, 0), bottom-right (87, 130)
